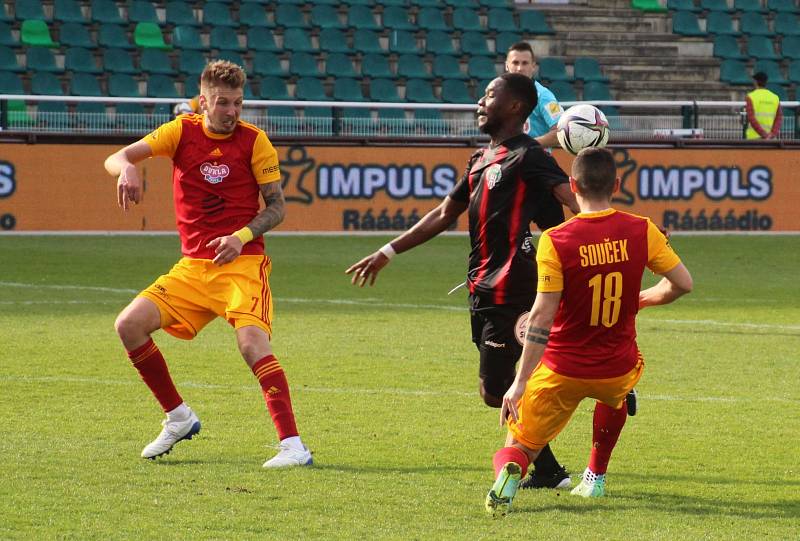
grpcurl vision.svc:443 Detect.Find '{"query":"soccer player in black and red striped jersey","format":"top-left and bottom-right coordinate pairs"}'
top-left (347, 73), bottom-right (579, 488)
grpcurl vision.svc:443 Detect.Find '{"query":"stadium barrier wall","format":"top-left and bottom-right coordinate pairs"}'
top-left (1, 144), bottom-right (798, 233)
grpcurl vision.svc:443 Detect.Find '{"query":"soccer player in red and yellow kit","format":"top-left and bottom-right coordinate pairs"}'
top-left (485, 147), bottom-right (693, 517)
top-left (104, 61), bottom-right (312, 468)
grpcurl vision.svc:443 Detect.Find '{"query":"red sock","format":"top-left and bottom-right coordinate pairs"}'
top-left (492, 447), bottom-right (530, 478)
top-left (588, 401), bottom-right (628, 474)
top-left (252, 355), bottom-right (298, 440)
top-left (127, 338), bottom-right (182, 412)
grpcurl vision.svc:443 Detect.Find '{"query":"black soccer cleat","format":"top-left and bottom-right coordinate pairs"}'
top-left (626, 389), bottom-right (638, 416)
top-left (519, 465), bottom-right (571, 490)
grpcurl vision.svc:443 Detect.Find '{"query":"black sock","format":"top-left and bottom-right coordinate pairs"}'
top-left (533, 444), bottom-right (560, 475)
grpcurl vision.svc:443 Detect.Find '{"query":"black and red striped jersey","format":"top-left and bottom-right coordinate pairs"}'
top-left (449, 134), bottom-right (569, 305)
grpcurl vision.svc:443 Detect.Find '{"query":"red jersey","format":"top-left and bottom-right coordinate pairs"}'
top-left (536, 209), bottom-right (681, 379)
top-left (142, 114), bottom-right (281, 259)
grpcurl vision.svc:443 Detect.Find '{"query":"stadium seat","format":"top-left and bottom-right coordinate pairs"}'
top-left (75, 102), bottom-right (111, 129)
top-left (274, 5), bottom-right (307, 28)
top-left (495, 32), bottom-right (522, 56)
top-left (27, 46), bottom-right (62, 72)
top-left (91, 0), bottom-right (124, 24)
top-left (666, 0), bottom-right (700, 11)
top-left (700, 0), bottom-right (733, 12)
top-left (388, 30), bottom-right (420, 55)
top-left (339, 107), bottom-right (373, 136)
top-left (788, 60), bottom-right (800, 83)
top-left (768, 0), bottom-right (799, 14)
top-left (369, 78), bottom-right (401, 101)
top-left (295, 77), bottom-right (329, 100)
top-left (362, 53), bottom-right (393, 79)
top-left (319, 28), bottom-right (351, 54)
top-left (734, 0), bottom-right (767, 13)
top-left (383, 7), bottom-right (415, 31)
top-left (766, 82), bottom-right (788, 100)
top-left (203, 3), bottom-right (236, 27)
top-left (140, 49), bottom-right (174, 74)
top-left (348, 5), bottom-right (380, 30)
top-left (98, 24), bottom-right (132, 49)
top-left (426, 31), bottom-right (455, 55)
top-left (739, 13), bottom-right (771, 35)
top-left (405, 79), bottom-right (438, 102)
top-left (115, 102), bottom-right (146, 131)
top-left (574, 57), bottom-right (609, 82)
top-left (134, 23), bottom-right (170, 49)
top-left (441, 79), bottom-right (473, 103)
top-left (461, 32), bottom-right (492, 57)
top-left (0, 22), bottom-right (18, 46)
top-left (210, 27), bottom-right (243, 51)
top-left (706, 12), bottom-right (739, 36)
top-left (70, 72), bottom-right (102, 95)
top-left (216, 49), bottom-right (244, 67)
top-left (413, 107), bottom-right (446, 137)
top-left (377, 108), bottom-right (408, 135)
top-left (453, 8), bottom-right (482, 32)
top-left (260, 77), bottom-right (290, 100)
top-left (129, 1), bottom-right (159, 24)
top-left (311, 5), bottom-right (344, 29)
top-left (252, 51), bottom-right (285, 77)
top-left (165, 1), bottom-right (199, 26)
top-left (36, 101), bottom-right (70, 128)
top-left (283, 28), bottom-right (316, 53)
top-left (246, 27), bottom-right (278, 52)
top-left (333, 77), bottom-right (365, 101)
top-left (343, 0), bottom-right (377, 4)
top-left (289, 52), bottom-right (321, 77)
top-left (239, 4), bottom-right (270, 28)
top-left (0, 72), bottom-right (24, 93)
top-left (583, 81), bottom-right (613, 101)
top-left (480, 0), bottom-right (513, 6)
top-left (518, 10), bottom-right (555, 35)
top-left (103, 48), bottom-right (136, 74)
top-left (31, 72), bottom-right (64, 95)
top-left (467, 56), bottom-right (497, 79)
top-left (353, 29), bottom-right (383, 54)
top-left (631, 0), bottom-right (668, 12)
top-left (0, 45), bottom-right (22, 71)
top-left (538, 57), bottom-right (572, 81)
top-left (487, 8), bottom-right (518, 33)
top-left (59, 23), bottom-right (94, 49)
top-left (433, 55), bottom-right (467, 80)
top-left (21, 20), bottom-right (57, 47)
top-left (54, 0), bottom-right (87, 23)
top-left (147, 74), bottom-right (179, 98)
top-left (301, 106), bottom-right (333, 136)
top-left (672, 11), bottom-right (706, 36)
top-left (65, 47), bottom-right (100, 73)
top-left (713, 35), bottom-right (747, 59)
top-left (326, 53), bottom-right (357, 78)
top-left (754, 59), bottom-right (788, 84)
top-left (16, 1), bottom-right (48, 20)
top-left (445, 0), bottom-right (478, 6)
top-left (548, 80), bottom-right (577, 102)
top-left (775, 15), bottom-right (800, 37)
top-left (178, 49), bottom-right (207, 75)
top-left (172, 25), bottom-right (205, 50)
top-left (747, 36), bottom-right (780, 60)
top-left (782, 36), bottom-right (800, 60)
top-left (418, 8), bottom-right (450, 31)
top-left (397, 54), bottom-right (431, 79)
top-left (719, 58), bottom-right (752, 83)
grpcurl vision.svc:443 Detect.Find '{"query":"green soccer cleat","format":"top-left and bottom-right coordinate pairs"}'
top-left (485, 462), bottom-right (522, 518)
top-left (570, 468), bottom-right (606, 498)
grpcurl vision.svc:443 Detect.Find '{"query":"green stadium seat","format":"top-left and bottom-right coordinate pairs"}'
top-left (384, 7), bottom-right (415, 31)
top-left (27, 46), bottom-right (62, 72)
top-left (0, 22), bottom-right (18, 46)
top-left (467, 56), bottom-right (497, 79)
top-left (216, 49), bottom-right (244, 67)
top-left (713, 35), bottom-right (747, 59)
top-left (388, 30), bottom-right (420, 55)
top-left (0, 4), bottom-right (10, 23)
top-left (203, 3), bottom-right (236, 27)
top-left (377, 107), bottom-right (407, 134)
top-left (406, 79), bottom-right (438, 102)
top-left (0, 71), bottom-right (24, 93)
top-left (631, 0), bottom-right (668, 12)
top-left (432, 55), bottom-right (467, 80)
top-left (445, 0), bottom-right (478, 7)
top-left (289, 52), bottom-right (321, 77)
top-left (426, 30), bottom-right (455, 55)
top-left (252, 51), bottom-right (285, 77)
top-left (548, 80), bottom-right (577, 102)
top-left (311, 5), bottom-right (344, 29)
top-left (378, 0), bottom-right (403, 6)
top-left (707, 12), bottom-right (739, 36)
top-left (397, 54), bottom-right (431, 79)
top-left (129, 1), bottom-right (159, 24)
top-left (147, 74), bottom-right (179, 97)
top-left (115, 102), bottom-right (146, 131)
top-left (583, 81), bottom-right (612, 101)
top-left (518, 10), bottom-right (555, 35)
top-left (319, 28), bottom-right (351, 53)
top-left (413, 107), bottom-right (445, 137)
top-left (134, 22), bottom-right (170, 50)
top-left (495, 32), bottom-right (522, 55)
top-left (768, 0), bottom-right (799, 14)
top-left (75, 102), bottom-right (111, 129)
top-left (441, 79), bottom-right (472, 103)
top-left (36, 101), bottom-right (70, 129)
top-left (259, 77), bottom-right (290, 100)
top-left (16, 1), bottom-right (48, 20)
top-left (301, 106), bottom-right (333, 136)
top-left (754, 59), bottom-right (788, 84)
top-left (719, 58), bottom-right (752, 83)
top-left (362, 53), bottom-right (393, 79)
top-left (275, 5), bottom-right (307, 28)
top-left (173, 25), bottom-right (205, 50)
top-left (91, 0), bottom-right (123, 24)
top-left (479, 0), bottom-right (511, 6)
top-left (247, 27), bottom-right (279, 52)
top-left (788, 60), bottom-right (800, 83)
top-left (59, 23), bottom-right (94, 49)
top-left (70, 72), bottom-right (102, 95)
top-left (295, 77), bottom-right (329, 100)
top-left (99, 24), bottom-right (133, 50)
top-left (333, 77), bottom-right (365, 101)
top-left (765, 83), bottom-right (788, 100)
top-left (31, 72), bottom-right (64, 94)
top-left (21, 20), bottom-right (58, 47)
top-left (326, 53), bottom-right (357, 77)
top-left (747, 36), bottom-right (780, 60)
top-left (418, 8), bottom-right (450, 31)
top-left (283, 28), bottom-right (316, 53)
top-left (574, 57), bottom-right (609, 82)
top-left (487, 8), bottom-right (518, 32)
top-left (210, 27), bottom-right (243, 51)
top-left (740, 13), bottom-right (770, 35)
top-left (178, 50), bottom-right (206, 75)
top-left (103, 48), bottom-right (136, 74)
top-left (700, 0), bottom-right (733, 12)
top-left (461, 32), bottom-right (492, 56)
top-left (782, 36), bottom-right (800, 60)
top-left (538, 57), bottom-right (572, 81)
top-left (666, 0), bottom-right (700, 11)
top-left (453, 8), bottom-right (482, 32)
top-left (348, 5), bottom-right (379, 30)
top-left (0, 45), bottom-right (22, 71)
top-left (353, 29), bottom-right (383, 54)
top-left (775, 15), bottom-right (800, 36)
top-left (54, 0), bottom-right (87, 23)
top-left (672, 11), bottom-right (706, 36)
top-left (370, 78), bottom-right (401, 101)
top-left (141, 49), bottom-right (174, 74)
top-left (339, 106), bottom-right (373, 135)
top-left (165, 1), bottom-right (200, 26)
top-left (734, 0), bottom-right (767, 13)
top-left (239, 4), bottom-right (270, 28)
top-left (65, 47), bottom-right (100, 73)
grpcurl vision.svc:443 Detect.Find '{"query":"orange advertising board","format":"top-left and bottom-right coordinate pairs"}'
top-left (0, 144), bottom-right (798, 232)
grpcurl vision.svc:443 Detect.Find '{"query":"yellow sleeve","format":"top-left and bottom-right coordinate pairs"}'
top-left (646, 220), bottom-right (681, 274)
top-left (140, 118), bottom-right (182, 158)
top-left (251, 130), bottom-right (281, 184)
top-left (536, 232), bottom-right (564, 292)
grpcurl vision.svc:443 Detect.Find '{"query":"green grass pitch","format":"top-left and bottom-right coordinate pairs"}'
top-left (0, 234), bottom-right (798, 540)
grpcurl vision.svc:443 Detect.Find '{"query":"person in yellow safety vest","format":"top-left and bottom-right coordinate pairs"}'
top-left (745, 72), bottom-right (782, 140)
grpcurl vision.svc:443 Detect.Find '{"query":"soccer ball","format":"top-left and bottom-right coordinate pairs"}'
top-left (556, 104), bottom-right (610, 155)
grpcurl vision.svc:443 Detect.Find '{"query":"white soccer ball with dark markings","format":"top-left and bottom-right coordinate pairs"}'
top-left (556, 104), bottom-right (610, 155)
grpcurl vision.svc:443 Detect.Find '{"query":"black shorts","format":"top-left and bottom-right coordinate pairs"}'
top-left (469, 293), bottom-right (533, 399)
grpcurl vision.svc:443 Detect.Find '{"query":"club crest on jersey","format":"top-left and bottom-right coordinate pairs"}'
top-left (486, 164), bottom-right (503, 189)
top-left (200, 162), bottom-right (230, 184)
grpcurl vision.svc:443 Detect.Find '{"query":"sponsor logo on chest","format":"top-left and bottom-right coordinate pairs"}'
top-left (199, 162), bottom-right (230, 184)
top-left (485, 164), bottom-right (503, 190)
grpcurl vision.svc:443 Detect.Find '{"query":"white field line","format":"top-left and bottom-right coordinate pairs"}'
top-left (1, 281), bottom-right (798, 332)
top-left (1, 375), bottom-right (797, 404)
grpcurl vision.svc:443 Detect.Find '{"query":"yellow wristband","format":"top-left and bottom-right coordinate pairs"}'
top-left (233, 226), bottom-right (254, 245)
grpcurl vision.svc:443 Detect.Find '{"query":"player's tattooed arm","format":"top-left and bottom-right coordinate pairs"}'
top-left (249, 181), bottom-right (286, 236)
top-left (525, 326), bottom-right (550, 345)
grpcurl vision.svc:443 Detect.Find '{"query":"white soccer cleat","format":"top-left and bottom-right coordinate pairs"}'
top-left (262, 442), bottom-right (313, 469)
top-left (140, 410), bottom-right (201, 459)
